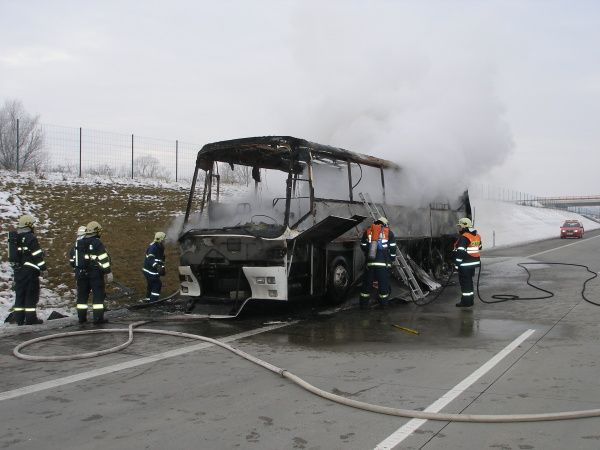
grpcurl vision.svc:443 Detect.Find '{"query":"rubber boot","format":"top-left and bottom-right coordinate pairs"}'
top-left (93, 309), bottom-right (108, 325)
top-left (377, 301), bottom-right (388, 309)
top-left (14, 310), bottom-right (25, 326)
top-left (78, 308), bottom-right (88, 324)
top-left (455, 300), bottom-right (474, 308)
top-left (25, 311), bottom-right (43, 325)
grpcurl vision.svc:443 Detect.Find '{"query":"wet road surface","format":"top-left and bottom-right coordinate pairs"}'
top-left (2, 229), bottom-right (600, 449)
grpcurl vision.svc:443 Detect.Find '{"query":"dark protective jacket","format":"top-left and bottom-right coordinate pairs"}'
top-left (454, 228), bottom-right (482, 268)
top-left (15, 230), bottom-right (47, 272)
top-left (77, 236), bottom-right (112, 274)
top-left (360, 223), bottom-right (397, 267)
top-left (143, 242), bottom-right (165, 277)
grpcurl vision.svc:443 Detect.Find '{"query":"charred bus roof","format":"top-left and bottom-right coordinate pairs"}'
top-left (195, 136), bottom-right (401, 173)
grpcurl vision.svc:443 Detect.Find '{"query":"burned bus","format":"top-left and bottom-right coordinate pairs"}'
top-left (178, 136), bottom-right (470, 315)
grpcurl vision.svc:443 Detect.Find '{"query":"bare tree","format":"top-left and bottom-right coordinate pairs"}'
top-left (0, 99), bottom-right (46, 171)
top-left (134, 155), bottom-right (170, 179)
top-left (218, 162), bottom-right (251, 185)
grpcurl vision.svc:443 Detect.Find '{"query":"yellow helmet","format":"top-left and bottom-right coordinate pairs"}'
top-left (457, 217), bottom-right (473, 228)
top-left (86, 221), bottom-right (103, 236)
top-left (18, 214), bottom-right (35, 229)
top-left (154, 231), bottom-right (166, 242)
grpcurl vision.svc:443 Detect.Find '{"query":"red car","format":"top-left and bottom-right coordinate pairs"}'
top-left (560, 220), bottom-right (584, 239)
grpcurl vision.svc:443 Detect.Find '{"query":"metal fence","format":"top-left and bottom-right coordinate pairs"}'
top-left (17, 122), bottom-right (201, 182)
top-left (7, 121), bottom-right (600, 219)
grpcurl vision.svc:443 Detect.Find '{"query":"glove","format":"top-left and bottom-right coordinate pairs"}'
top-left (158, 265), bottom-right (166, 276)
top-left (106, 272), bottom-right (114, 283)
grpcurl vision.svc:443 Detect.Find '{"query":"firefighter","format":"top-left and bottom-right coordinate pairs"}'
top-left (10, 215), bottom-right (46, 325)
top-left (75, 221), bottom-right (113, 324)
top-left (453, 217), bottom-right (482, 308)
top-left (142, 232), bottom-right (166, 302)
top-left (359, 216), bottom-right (397, 309)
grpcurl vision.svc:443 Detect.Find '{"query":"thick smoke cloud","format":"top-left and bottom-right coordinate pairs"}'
top-left (279, 1), bottom-right (514, 206)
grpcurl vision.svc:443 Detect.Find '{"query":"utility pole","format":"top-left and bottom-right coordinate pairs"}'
top-left (16, 119), bottom-right (20, 173)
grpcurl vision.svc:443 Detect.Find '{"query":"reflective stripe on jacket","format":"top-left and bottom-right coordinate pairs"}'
top-left (16, 231), bottom-right (46, 272)
top-left (79, 236), bottom-right (111, 273)
top-left (143, 242), bottom-right (165, 277)
top-left (454, 229), bottom-right (482, 267)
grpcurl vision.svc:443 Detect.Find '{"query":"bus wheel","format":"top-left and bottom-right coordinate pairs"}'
top-left (327, 257), bottom-right (351, 304)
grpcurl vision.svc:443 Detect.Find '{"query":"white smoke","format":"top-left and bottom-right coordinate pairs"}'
top-left (278, 1), bottom-right (514, 206)
top-left (169, 170), bottom-right (292, 239)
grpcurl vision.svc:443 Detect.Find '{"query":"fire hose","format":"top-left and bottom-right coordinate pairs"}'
top-left (476, 262), bottom-right (599, 306)
top-left (12, 320), bottom-right (600, 423)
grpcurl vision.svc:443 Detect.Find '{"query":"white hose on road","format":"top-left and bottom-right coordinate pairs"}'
top-left (13, 322), bottom-right (600, 423)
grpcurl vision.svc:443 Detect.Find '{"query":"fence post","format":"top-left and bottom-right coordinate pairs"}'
top-left (131, 134), bottom-right (134, 179)
top-left (176, 139), bottom-right (178, 182)
top-left (79, 127), bottom-right (82, 177)
top-left (16, 118), bottom-right (19, 173)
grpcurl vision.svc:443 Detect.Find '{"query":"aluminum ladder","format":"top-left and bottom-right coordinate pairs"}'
top-left (358, 192), bottom-right (425, 302)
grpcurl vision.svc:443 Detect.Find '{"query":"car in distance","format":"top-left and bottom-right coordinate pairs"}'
top-left (560, 220), bottom-right (584, 239)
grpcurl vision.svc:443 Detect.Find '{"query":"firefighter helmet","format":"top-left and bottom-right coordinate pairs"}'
top-left (154, 231), bottom-right (166, 242)
top-left (86, 221), bottom-right (103, 236)
top-left (77, 226), bottom-right (87, 237)
top-left (457, 217), bottom-right (473, 228)
top-left (376, 216), bottom-right (388, 225)
top-left (18, 214), bottom-right (35, 229)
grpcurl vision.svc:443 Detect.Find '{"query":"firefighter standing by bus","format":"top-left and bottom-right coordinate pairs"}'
top-left (142, 231), bottom-right (166, 302)
top-left (454, 217), bottom-right (482, 308)
top-left (74, 221), bottom-right (113, 324)
top-left (359, 217), bottom-right (397, 309)
top-left (7, 215), bottom-right (46, 325)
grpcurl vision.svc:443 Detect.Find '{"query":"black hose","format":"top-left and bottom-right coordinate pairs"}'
top-left (475, 262), bottom-right (599, 306)
top-left (413, 266), bottom-right (455, 306)
top-left (125, 290), bottom-right (181, 310)
top-left (351, 163), bottom-right (363, 189)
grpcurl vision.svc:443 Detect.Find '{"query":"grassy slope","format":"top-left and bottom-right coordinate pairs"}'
top-left (0, 173), bottom-right (190, 309)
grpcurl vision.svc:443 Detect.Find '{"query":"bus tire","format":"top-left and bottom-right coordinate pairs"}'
top-left (326, 256), bottom-right (351, 304)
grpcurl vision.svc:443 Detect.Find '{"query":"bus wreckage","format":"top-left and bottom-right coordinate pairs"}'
top-left (178, 136), bottom-right (471, 316)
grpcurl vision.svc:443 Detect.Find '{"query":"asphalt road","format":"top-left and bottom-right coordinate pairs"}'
top-left (2, 230), bottom-right (600, 449)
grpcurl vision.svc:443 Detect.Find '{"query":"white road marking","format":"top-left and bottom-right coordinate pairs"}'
top-left (374, 329), bottom-right (536, 450)
top-left (0, 322), bottom-right (294, 403)
top-left (526, 234), bottom-right (600, 258)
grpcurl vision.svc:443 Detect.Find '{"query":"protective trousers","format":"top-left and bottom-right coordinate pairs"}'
top-left (457, 265), bottom-right (476, 306)
top-left (13, 266), bottom-right (41, 325)
top-left (76, 270), bottom-right (106, 323)
top-left (360, 266), bottom-right (391, 308)
top-left (144, 273), bottom-right (162, 301)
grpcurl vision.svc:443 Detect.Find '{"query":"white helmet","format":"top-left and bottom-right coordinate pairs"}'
top-left (77, 226), bottom-right (87, 237)
top-left (154, 231), bottom-right (166, 242)
top-left (457, 217), bottom-right (473, 228)
top-left (18, 214), bottom-right (35, 229)
top-left (376, 216), bottom-right (388, 225)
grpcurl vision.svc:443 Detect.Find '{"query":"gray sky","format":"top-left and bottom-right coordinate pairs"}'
top-left (1, 0), bottom-right (599, 196)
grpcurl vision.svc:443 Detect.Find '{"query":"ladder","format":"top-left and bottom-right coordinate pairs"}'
top-left (358, 192), bottom-right (425, 302)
